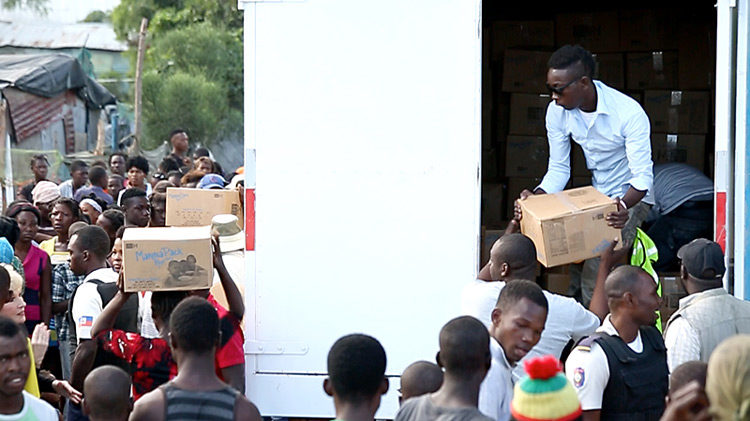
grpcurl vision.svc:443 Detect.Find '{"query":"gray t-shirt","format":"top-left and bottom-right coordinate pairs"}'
top-left (395, 394), bottom-right (494, 421)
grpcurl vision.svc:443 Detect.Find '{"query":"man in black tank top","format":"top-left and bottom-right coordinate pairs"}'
top-left (129, 297), bottom-right (260, 421)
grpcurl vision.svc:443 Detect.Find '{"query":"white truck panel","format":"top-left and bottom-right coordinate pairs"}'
top-left (243, 0), bottom-right (482, 417)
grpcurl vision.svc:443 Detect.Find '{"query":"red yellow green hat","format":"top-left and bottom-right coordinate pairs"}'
top-left (511, 355), bottom-right (582, 421)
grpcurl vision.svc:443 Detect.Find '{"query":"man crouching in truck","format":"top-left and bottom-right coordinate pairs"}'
top-left (515, 44), bottom-right (654, 308)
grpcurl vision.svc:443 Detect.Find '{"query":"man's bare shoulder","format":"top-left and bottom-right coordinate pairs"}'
top-left (129, 388), bottom-right (166, 421)
top-left (234, 395), bottom-right (262, 421)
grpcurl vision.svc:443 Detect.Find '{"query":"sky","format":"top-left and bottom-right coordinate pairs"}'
top-left (0, 0), bottom-right (120, 24)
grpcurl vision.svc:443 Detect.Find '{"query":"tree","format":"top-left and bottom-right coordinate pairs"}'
top-left (81, 10), bottom-right (110, 23)
top-left (0, 0), bottom-right (47, 13)
top-left (145, 22), bottom-right (242, 108)
top-left (141, 71), bottom-right (228, 150)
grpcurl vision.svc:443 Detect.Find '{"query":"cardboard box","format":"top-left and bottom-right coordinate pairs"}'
top-left (482, 147), bottom-right (500, 180)
top-left (651, 133), bottom-right (707, 171)
top-left (482, 183), bottom-right (505, 228)
top-left (678, 21), bottom-right (714, 89)
top-left (122, 226), bottom-right (214, 292)
top-left (519, 186), bottom-right (620, 267)
top-left (619, 10), bottom-right (678, 51)
top-left (491, 21), bottom-right (554, 61)
top-left (502, 50), bottom-right (551, 93)
top-left (509, 93), bottom-right (551, 135)
top-left (505, 135), bottom-right (549, 177)
top-left (494, 92), bottom-right (511, 142)
top-left (644, 90), bottom-right (710, 134)
top-left (626, 52), bottom-right (678, 90)
top-left (166, 188), bottom-right (243, 229)
top-left (506, 177), bottom-right (542, 221)
top-left (593, 53), bottom-right (624, 90)
top-left (544, 273), bottom-right (571, 296)
top-left (555, 12), bottom-right (620, 52)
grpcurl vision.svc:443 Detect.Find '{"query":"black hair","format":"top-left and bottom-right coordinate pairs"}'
top-left (491, 234), bottom-right (537, 271)
top-left (0, 315), bottom-right (21, 339)
top-left (0, 216), bottom-right (20, 247)
top-left (88, 166), bottom-right (108, 186)
top-left (193, 147), bottom-right (210, 158)
top-left (159, 157), bottom-right (181, 174)
top-left (327, 333), bottom-right (387, 403)
top-left (109, 152), bottom-right (128, 163)
top-left (169, 129), bottom-right (188, 141)
top-left (149, 192), bottom-right (167, 206)
top-left (166, 170), bottom-right (183, 179)
top-left (72, 225), bottom-right (111, 260)
top-left (84, 366), bottom-right (131, 418)
top-left (6, 203), bottom-right (40, 225)
top-left (670, 361), bottom-right (708, 395)
top-left (91, 160), bottom-right (108, 169)
top-left (496, 279), bottom-right (548, 313)
top-left (100, 209), bottom-right (125, 232)
top-left (126, 156), bottom-right (149, 175)
top-left (439, 316), bottom-right (490, 378)
top-left (548, 44), bottom-right (596, 79)
top-left (151, 290), bottom-right (190, 327)
top-left (30, 154), bottom-right (49, 167)
top-left (400, 361), bottom-right (443, 399)
top-left (70, 160), bottom-right (89, 174)
top-left (0, 265), bottom-right (9, 301)
top-left (169, 296), bottom-right (219, 354)
top-left (53, 197), bottom-right (81, 220)
top-left (115, 225), bottom-right (126, 240)
top-left (120, 188), bottom-right (147, 207)
top-left (605, 265), bottom-right (651, 299)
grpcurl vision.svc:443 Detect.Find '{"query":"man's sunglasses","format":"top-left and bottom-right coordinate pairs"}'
top-left (546, 76), bottom-right (582, 95)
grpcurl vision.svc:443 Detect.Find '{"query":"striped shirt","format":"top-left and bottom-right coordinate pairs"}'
top-left (161, 382), bottom-right (239, 421)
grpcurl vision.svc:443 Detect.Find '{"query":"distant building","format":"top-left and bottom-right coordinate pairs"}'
top-left (0, 21), bottom-right (129, 77)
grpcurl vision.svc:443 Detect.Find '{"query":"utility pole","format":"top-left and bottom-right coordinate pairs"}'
top-left (131, 17), bottom-right (148, 155)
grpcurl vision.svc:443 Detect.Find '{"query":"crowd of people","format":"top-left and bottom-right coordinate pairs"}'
top-left (2, 43), bottom-right (750, 421)
top-left (0, 129), bottom-right (256, 420)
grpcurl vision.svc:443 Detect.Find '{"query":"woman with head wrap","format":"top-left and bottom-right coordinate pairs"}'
top-left (79, 197), bottom-right (104, 225)
top-left (707, 334), bottom-right (750, 420)
top-left (31, 181), bottom-right (60, 241)
top-left (6, 203), bottom-right (52, 335)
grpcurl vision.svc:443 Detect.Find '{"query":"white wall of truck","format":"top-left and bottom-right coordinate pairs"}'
top-left (239, 0), bottom-right (748, 417)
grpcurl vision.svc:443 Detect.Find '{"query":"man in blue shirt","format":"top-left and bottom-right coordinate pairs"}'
top-left (516, 45), bottom-right (654, 306)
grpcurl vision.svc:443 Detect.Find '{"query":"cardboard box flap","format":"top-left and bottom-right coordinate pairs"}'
top-left (122, 225), bottom-right (212, 241)
top-left (521, 186), bottom-right (613, 220)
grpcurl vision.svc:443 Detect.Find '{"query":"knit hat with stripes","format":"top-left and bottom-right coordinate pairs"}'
top-left (511, 355), bottom-right (582, 421)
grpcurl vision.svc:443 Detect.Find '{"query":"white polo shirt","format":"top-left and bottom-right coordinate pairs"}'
top-left (478, 337), bottom-right (514, 421)
top-left (564, 314), bottom-right (643, 410)
top-left (461, 278), bottom-right (600, 380)
top-left (71, 267), bottom-right (119, 343)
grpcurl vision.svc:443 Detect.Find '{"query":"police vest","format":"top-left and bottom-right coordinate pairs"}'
top-left (578, 326), bottom-right (669, 420)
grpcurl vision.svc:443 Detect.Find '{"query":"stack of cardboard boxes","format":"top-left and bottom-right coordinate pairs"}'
top-left (481, 8), bottom-right (715, 284)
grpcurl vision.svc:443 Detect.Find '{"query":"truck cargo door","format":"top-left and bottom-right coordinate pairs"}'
top-left (241, 0), bottom-right (482, 417)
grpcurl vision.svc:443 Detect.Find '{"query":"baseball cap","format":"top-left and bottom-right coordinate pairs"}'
top-left (197, 174), bottom-right (227, 190)
top-left (677, 238), bottom-right (725, 281)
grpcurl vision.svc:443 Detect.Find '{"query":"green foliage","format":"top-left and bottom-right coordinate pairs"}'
top-left (81, 10), bottom-right (110, 23)
top-left (0, 0), bottom-right (47, 13)
top-left (141, 71), bottom-right (228, 150)
top-left (112, 0), bottom-right (243, 148)
top-left (145, 22), bottom-right (242, 108)
top-left (112, 0), bottom-right (240, 41)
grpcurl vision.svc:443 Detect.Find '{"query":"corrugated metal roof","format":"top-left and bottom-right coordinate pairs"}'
top-left (0, 21), bottom-right (126, 52)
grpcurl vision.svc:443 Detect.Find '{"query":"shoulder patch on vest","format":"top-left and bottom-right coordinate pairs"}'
top-left (573, 367), bottom-right (585, 387)
top-left (575, 333), bottom-right (604, 351)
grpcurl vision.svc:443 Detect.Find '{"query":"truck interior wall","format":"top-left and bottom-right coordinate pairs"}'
top-left (480, 1), bottom-right (717, 309)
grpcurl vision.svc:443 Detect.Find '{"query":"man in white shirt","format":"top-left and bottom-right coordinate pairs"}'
top-left (516, 45), bottom-right (654, 307)
top-left (0, 316), bottom-right (60, 420)
top-left (478, 280), bottom-right (548, 421)
top-left (68, 225), bottom-right (136, 419)
top-left (565, 265), bottom-right (668, 420)
top-left (461, 232), bottom-right (600, 380)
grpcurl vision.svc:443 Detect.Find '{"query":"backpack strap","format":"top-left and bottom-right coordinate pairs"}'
top-left (67, 279), bottom-right (104, 341)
